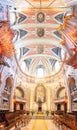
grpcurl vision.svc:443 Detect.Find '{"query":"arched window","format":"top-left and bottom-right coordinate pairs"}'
top-left (21, 61), bottom-right (26, 71)
top-left (16, 87), bottom-right (24, 98)
top-left (55, 61), bottom-right (60, 72)
top-left (36, 65), bottom-right (44, 77)
top-left (5, 77), bottom-right (13, 92)
top-left (57, 87), bottom-right (65, 98)
top-left (68, 76), bottom-right (76, 91)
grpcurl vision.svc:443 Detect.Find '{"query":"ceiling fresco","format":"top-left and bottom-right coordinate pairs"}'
top-left (0, 0), bottom-right (75, 77)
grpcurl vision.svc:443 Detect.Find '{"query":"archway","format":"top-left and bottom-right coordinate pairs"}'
top-left (37, 100), bottom-right (42, 112)
top-left (14, 87), bottom-right (25, 111)
top-left (55, 87), bottom-right (67, 113)
top-left (4, 77), bottom-right (13, 111)
top-left (68, 76), bottom-right (76, 112)
top-left (68, 77), bottom-right (76, 92)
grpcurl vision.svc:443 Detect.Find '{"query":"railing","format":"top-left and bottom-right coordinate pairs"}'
top-left (15, 96), bottom-right (26, 103)
top-left (0, 105), bottom-right (9, 110)
top-left (54, 96), bottom-right (66, 103)
top-left (72, 103), bottom-right (77, 111)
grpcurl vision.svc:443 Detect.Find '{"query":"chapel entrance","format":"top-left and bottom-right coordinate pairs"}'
top-left (38, 106), bottom-right (42, 112)
top-left (35, 83), bottom-right (46, 112)
top-left (38, 100), bottom-right (42, 112)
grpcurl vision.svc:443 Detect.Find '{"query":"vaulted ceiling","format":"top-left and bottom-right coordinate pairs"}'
top-left (0, 0), bottom-right (73, 77)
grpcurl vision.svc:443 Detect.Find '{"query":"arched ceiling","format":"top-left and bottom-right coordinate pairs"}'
top-left (0, 0), bottom-right (73, 77)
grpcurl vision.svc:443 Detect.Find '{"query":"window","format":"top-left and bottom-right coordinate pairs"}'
top-left (21, 61), bottom-right (26, 71)
top-left (36, 66), bottom-right (44, 77)
top-left (55, 61), bottom-right (60, 72)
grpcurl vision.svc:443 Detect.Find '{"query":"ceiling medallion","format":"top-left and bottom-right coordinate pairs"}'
top-left (37, 44), bottom-right (44, 54)
top-left (37, 28), bottom-right (44, 37)
top-left (37, 12), bottom-right (45, 23)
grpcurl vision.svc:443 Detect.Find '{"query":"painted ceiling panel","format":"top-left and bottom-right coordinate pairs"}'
top-left (19, 10), bottom-right (64, 24)
top-left (22, 44), bottom-right (61, 60)
top-left (24, 58), bottom-right (32, 65)
top-left (14, 27), bottom-right (60, 42)
top-left (24, 58), bottom-right (32, 70)
top-left (49, 58), bottom-right (56, 65)
top-left (22, 46), bottom-right (60, 60)
top-left (16, 13), bottom-right (27, 23)
top-left (19, 29), bottom-right (28, 38)
top-left (22, 48), bottom-right (30, 55)
top-left (51, 47), bottom-right (59, 55)
top-left (53, 30), bottom-right (62, 39)
top-left (18, 30), bottom-right (59, 40)
top-left (54, 13), bottom-right (64, 23)
top-left (51, 47), bottom-right (61, 58)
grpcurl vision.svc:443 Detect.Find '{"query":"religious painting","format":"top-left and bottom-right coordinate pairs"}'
top-left (35, 84), bottom-right (46, 103)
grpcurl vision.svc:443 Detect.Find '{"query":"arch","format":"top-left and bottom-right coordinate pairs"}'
top-left (36, 65), bottom-right (45, 77)
top-left (15, 87), bottom-right (24, 98)
top-left (3, 77), bottom-right (13, 111)
top-left (68, 76), bottom-right (76, 91)
top-left (5, 77), bottom-right (13, 92)
top-left (56, 87), bottom-right (66, 98)
top-left (6, 77), bottom-right (13, 86)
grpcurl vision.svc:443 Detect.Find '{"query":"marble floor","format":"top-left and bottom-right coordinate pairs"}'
top-left (21, 119), bottom-right (60, 130)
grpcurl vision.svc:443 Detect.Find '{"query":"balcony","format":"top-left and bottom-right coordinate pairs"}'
top-left (72, 102), bottom-right (77, 111)
top-left (0, 102), bottom-right (9, 110)
top-left (71, 89), bottom-right (77, 102)
top-left (71, 87), bottom-right (77, 93)
top-left (72, 93), bottom-right (77, 102)
top-left (14, 96), bottom-right (27, 103)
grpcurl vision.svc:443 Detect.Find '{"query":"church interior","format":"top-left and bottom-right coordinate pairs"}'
top-left (0, 0), bottom-right (77, 130)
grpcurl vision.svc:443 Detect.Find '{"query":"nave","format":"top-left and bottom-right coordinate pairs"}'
top-left (10, 114), bottom-right (59, 130)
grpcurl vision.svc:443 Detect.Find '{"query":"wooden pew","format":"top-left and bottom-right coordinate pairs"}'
top-left (53, 113), bottom-right (77, 130)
